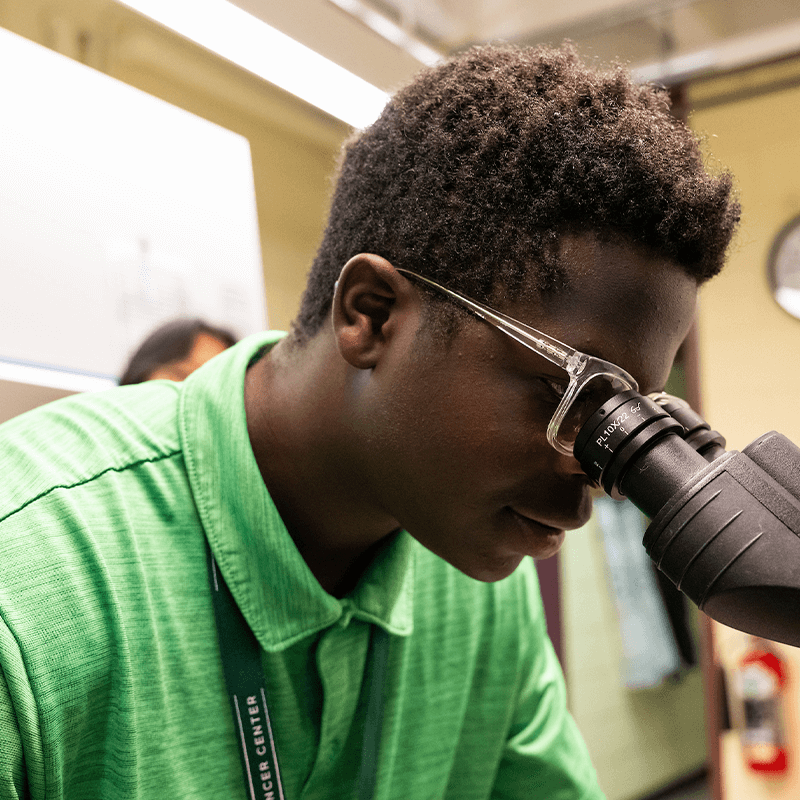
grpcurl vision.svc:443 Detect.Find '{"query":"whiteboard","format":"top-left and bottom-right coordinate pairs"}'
top-left (0, 26), bottom-right (267, 391)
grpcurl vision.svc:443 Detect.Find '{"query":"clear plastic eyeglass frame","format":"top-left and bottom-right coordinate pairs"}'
top-left (396, 268), bottom-right (639, 456)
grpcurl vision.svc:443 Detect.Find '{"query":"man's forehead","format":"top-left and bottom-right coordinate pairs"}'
top-left (503, 234), bottom-right (698, 389)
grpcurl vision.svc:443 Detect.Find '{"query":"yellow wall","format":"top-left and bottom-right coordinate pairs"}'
top-left (688, 56), bottom-right (800, 799)
top-left (690, 59), bottom-right (800, 451)
top-left (0, 0), bottom-right (351, 332)
top-left (561, 519), bottom-right (707, 800)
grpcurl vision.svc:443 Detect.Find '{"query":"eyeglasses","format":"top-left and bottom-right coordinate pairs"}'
top-left (396, 268), bottom-right (639, 456)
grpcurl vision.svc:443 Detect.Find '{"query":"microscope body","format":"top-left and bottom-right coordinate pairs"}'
top-left (644, 432), bottom-right (800, 647)
top-left (575, 391), bottom-right (800, 648)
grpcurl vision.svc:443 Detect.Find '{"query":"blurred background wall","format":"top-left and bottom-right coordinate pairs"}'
top-left (688, 58), bottom-right (800, 800)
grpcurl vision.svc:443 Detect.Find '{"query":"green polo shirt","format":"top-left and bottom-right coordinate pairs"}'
top-left (0, 332), bottom-right (604, 800)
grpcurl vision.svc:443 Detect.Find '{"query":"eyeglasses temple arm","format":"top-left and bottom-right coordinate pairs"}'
top-left (396, 268), bottom-right (583, 372)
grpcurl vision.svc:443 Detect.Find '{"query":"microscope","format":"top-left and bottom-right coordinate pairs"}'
top-left (575, 391), bottom-right (800, 647)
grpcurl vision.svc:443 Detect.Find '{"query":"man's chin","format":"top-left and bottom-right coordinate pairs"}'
top-left (533, 531), bottom-right (566, 560)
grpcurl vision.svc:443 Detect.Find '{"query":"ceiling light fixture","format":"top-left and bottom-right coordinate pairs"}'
top-left (117, 0), bottom-right (390, 128)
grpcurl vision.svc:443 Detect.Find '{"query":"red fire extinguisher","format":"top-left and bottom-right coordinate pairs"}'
top-left (736, 637), bottom-right (789, 775)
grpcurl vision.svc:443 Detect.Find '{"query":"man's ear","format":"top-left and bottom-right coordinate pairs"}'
top-left (331, 253), bottom-right (414, 369)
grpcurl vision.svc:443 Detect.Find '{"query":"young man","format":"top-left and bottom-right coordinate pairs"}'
top-left (0, 45), bottom-right (738, 799)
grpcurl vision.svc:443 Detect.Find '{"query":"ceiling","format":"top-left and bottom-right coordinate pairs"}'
top-left (232, 0), bottom-right (800, 91)
top-left (354, 0), bottom-right (800, 63)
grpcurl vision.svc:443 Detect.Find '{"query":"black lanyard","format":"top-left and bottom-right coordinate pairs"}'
top-left (206, 543), bottom-right (389, 800)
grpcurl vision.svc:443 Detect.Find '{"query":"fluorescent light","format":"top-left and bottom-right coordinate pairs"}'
top-left (0, 360), bottom-right (117, 393)
top-left (117, 0), bottom-right (390, 128)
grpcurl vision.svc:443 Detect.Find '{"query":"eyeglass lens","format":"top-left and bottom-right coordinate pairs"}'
top-left (555, 373), bottom-right (634, 449)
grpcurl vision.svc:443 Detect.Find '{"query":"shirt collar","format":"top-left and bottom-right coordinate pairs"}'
top-left (179, 332), bottom-right (415, 651)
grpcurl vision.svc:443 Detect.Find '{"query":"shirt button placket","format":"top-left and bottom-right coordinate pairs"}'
top-left (301, 604), bottom-right (371, 799)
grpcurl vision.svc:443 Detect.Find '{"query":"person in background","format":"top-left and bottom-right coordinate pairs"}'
top-left (118, 317), bottom-right (237, 385)
top-left (0, 43), bottom-right (739, 799)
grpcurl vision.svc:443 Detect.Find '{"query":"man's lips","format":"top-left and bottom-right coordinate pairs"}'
top-left (506, 508), bottom-right (566, 558)
top-left (509, 507), bottom-right (563, 533)
top-left (510, 495), bottom-right (593, 532)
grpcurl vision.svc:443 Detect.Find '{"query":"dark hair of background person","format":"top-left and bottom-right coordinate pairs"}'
top-left (291, 42), bottom-right (740, 345)
top-left (119, 318), bottom-right (237, 386)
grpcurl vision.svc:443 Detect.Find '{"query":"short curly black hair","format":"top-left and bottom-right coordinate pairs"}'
top-left (291, 43), bottom-right (739, 343)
